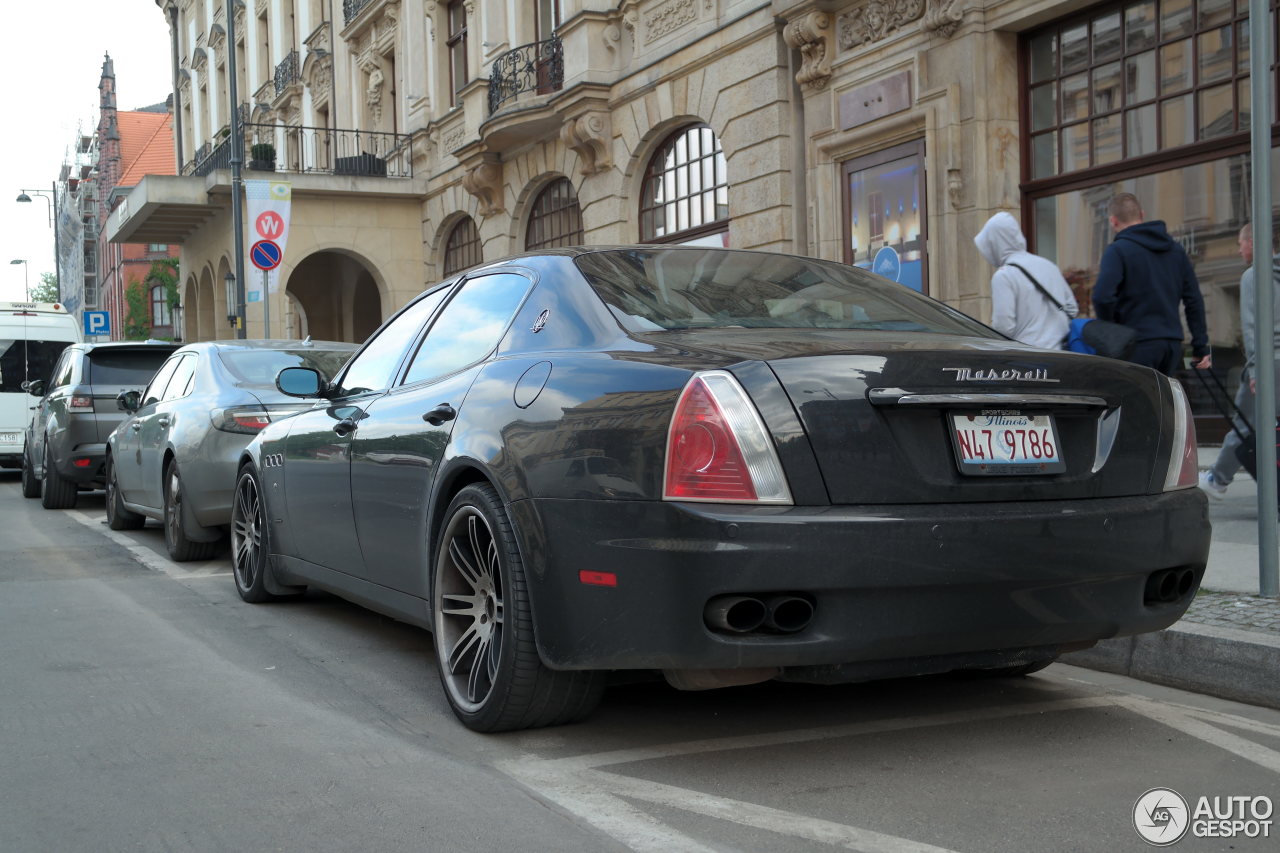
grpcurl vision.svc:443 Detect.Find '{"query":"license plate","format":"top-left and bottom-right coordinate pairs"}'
top-left (0, 432), bottom-right (19, 445)
top-left (949, 411), bottom-right (1065, 475)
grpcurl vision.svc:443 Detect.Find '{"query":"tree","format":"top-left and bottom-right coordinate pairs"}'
top-left (29, 272), bottom-right (59, 303)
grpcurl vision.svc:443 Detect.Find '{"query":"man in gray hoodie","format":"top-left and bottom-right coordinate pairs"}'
top-left (1201, 223), bottom-right (1280, 498)
top-left (974, 211), bottom-right (1078, 349)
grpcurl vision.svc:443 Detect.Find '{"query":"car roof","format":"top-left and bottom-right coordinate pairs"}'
top-left (177, 338), bottom-right (358, 353)
top-left (77, 340), bottom-right (182, 353)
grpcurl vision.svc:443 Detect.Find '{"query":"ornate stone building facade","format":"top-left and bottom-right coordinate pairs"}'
top-left (110, 0), bottom-right (1266, 361)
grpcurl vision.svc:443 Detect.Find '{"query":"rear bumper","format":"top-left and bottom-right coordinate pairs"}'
top-left (52, 441), bottom-right (107, 485)
top-left (512, 491), bottom-right (1210, 674)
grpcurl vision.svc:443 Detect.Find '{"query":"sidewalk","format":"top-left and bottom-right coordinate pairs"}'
top-left (1063, 446), bottom-right (1280, 708)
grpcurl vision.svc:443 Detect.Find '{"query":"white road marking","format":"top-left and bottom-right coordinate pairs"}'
top-left (1114, 696), bottom-right (1280, 775)
top-left (65, 509), bottom-right (230, 580)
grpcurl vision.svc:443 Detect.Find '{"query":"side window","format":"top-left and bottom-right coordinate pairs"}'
top-left (337, 286), bottom-right (451, 396)
top-left (142, 357), bottom-right (181, 407)
top-left (50, 351), bottom-right (76, 390)
top-left (404, 273), bottom-right (532, 385)
top-left (162, 355), bottom-right (196, 402)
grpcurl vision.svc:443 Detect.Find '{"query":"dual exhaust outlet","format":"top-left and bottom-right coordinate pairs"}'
top-left (1144, 567), bottom-right (1197, 605)
top-left (704, 593), bottom-right (815, 635)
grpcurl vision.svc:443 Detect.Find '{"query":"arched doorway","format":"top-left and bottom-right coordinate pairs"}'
top-left (197, 268), bottom-right (216, 342)
top-left (285, 251), bottom-right (384, 344)
top-left (182, 277), bottom-right (199, 343)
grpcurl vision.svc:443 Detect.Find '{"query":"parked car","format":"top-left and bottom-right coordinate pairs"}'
top-left (22, 340), bottom-right (180, 508)
top-left (230, 247), bottom-right (1210, 733)
top-left (106, 339), bottom-right (356, 561)
top-left (1, 301), bottom-right (80, 472)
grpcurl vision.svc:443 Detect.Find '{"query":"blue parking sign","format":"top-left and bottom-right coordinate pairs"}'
top-left (84, 310), bottom-right (110, 337)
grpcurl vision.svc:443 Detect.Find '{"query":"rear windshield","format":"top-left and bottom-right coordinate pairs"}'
top-left (88, 349), bottom-right (175, 386)
top-left (0, 339), bottom-right (72, 393)
top-left (574, 249), bottom-right (995, 337)
top-left (218, 348), bottom-right (352, 387)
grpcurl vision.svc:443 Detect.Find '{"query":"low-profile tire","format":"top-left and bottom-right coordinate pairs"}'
top-left (432, 482), bottom-right (605, 733)
top-left (40, 444), bottom-right (77, 509)
top-left (231, 464), bottom-right (301, 602)
top-left (163, 460), bottom-right (220, 562)
top-left (105, 455), bottom-right (145, 530)
top-left (20, 444), bottom-right (41, 499)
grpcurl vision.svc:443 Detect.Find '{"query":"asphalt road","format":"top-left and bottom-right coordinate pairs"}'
top-left (2, 472), bottom-right (1278, 853)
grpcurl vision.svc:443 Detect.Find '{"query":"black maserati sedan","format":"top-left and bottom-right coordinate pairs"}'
top-left (230, 246), bottom-right (1209, 732)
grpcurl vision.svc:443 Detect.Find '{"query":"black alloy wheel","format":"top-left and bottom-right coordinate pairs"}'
top-left (40, 443), bottom-right (77, 510)
top-left (432, 483), bottom-right (604, 732)
top-left (20, 444), bottom-right (40, 499)
top-left (231, 465), bottom-right (301, 602)
top-left (163, 461), bottom-right (220, 562)
top-left (105, 455), bottom-right (144, 530)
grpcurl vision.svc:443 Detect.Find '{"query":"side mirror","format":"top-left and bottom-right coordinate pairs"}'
top-left (22, 379), bottom-right (44, 397)
top-left (277, 366), bottom-right (324, 398)
top-left (117, 390), bottom-right (141, 413)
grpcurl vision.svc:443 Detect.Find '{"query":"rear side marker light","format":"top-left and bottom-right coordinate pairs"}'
top-left (1163, 376), bottom-right (1198, 491)
top-left (663, 371), bottom-right (792, 504)
top-left (69, 395), bottom-right (93, 411)
top-left (579, 570), bottom-right (617, 587)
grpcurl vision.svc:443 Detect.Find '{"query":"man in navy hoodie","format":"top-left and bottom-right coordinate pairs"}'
top-left (1092, 193), bottom-right (1212, 375)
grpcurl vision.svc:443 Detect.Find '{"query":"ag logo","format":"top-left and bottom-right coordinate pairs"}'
top-left (1134, 787), bottom-right (1190, 846)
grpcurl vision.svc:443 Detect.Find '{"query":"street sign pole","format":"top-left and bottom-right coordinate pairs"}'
top-left (263, 268), bottom-right (270, 338)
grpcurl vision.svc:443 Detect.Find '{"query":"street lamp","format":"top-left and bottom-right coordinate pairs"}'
top-left (224, 272), bottom-right (238, 328)
top-left (10, 259), bottom-right (28, 300)
top-left (15, 185), bottom-right (61, 302)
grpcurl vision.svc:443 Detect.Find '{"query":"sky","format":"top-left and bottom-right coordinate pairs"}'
top-left (0, 2), bottom-right (173, 303)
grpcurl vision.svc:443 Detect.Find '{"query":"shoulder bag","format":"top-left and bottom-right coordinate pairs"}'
top-left (1007, 262), bottom-right (1136, 360)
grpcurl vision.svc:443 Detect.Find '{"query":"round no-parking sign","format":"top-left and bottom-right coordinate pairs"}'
top-left (250, 239), bottom-right (282, 271)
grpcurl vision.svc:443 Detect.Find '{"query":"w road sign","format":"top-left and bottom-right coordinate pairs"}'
top-left (251, 239), bottom-right (282, 271)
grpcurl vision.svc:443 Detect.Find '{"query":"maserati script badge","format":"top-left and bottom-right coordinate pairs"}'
top-left (941, 367), bottom-right (1059, 383)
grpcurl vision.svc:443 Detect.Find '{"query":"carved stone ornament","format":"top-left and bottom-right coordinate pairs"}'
top-left (364, 60), bottom-right (385, 125)
top-left (947, 167), bottom-right (963, 210)
top-left (838, 0), bottom-right (924, 50)
top-left (561, 112), bottom-right (612, 176)
top-left (782, 12), bottom-right (832, 91)
top-left (375, 2), bottom-right (400, 54)
top-left (209, 24), bottom-right (226, 55)
top-left (923, 0), bottom-right (965, 39)
top-left (644, 0), bottom-right (697, 44)
top-left (462, 156), bottom-right (505, 217)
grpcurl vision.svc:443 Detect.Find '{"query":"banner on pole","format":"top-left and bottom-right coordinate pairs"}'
top-left (245, 180), bottom-right (291, 296)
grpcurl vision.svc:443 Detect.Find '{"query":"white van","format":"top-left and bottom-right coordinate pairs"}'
top-left (0, 302), bottom-right (81, 468)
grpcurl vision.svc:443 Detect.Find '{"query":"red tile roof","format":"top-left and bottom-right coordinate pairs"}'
top-left (117, 111), bottom-right (174, 187)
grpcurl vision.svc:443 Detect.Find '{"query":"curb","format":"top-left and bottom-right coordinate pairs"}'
top-left (1062, 622), bottom-right (1280, 710)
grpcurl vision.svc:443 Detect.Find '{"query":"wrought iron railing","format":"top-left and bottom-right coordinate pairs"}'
top-left (488, 35), bottom-right (563, 114)
top-left (182, 137), bottom-right (233, 177)
top-left (274, 50), bottom-right (300, 96)
top-left (343, 0), bottom-right (375, 25)
top-left (241, 123), bottom-right (413, 178)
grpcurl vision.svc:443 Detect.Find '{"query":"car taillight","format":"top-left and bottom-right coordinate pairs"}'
top-left (663, 371), bottom-right (792, 504)
top-left (69, 395), bottom-right (93, 411)
top-left (1163, 376), bottom-right (1198, 490)
top-left (212, 407), bottom-right (272, 434)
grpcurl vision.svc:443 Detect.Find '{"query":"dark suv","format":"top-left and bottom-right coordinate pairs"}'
top-left (22, 341), bottom-right (180, 508)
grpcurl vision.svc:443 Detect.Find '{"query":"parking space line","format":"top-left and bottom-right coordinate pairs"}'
top-left (1114, 696), bottom-right (1280, 775)
top-left (582, 768), bottom-right (961, 853)
top-left (65, 509), bottom-right (229, 580)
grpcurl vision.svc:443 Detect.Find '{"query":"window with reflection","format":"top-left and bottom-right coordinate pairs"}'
top-left (639, 124), bottom-right (729, 245)
top-left (443, 216), bottom-right (482, 276)
top-left (1024, 0), bottom-right (1264, 179)
top-left (525, 177), bottom-right (583, 250)
top-left (336, 287), bottom-right (450, 395)
top-left (403, 274), bottom-right (532, 385)
top-left (151, 285), bottom-right (172, 327)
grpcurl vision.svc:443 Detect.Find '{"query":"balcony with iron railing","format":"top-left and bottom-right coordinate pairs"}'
top-left (488, 35), bottom-right (563, 114)
top-left (181, 119), bottom-right (413, 179)
top-left (275, 50), bottom-right (301, 97)
top-left (342, 0), bottom-right (375, 25)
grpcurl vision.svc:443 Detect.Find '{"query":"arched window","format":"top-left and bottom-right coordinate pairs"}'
top-left (525, 177), bottom-right (583, 250)
top-left (443, 216), bottom-right (482, 276)
top-left (640, 123), bottom-right (729, 245)
top-left (151, 284), bottom-right (172, 327)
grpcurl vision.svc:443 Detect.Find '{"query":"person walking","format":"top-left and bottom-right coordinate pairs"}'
top-left (1092, 193), bottom-right (1211, 375)
top-left (974, 211), bottom-right (1078, 349)
top-left (1201, 223), bottom-right (1280, 498)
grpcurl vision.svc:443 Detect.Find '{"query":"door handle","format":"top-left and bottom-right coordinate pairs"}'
top-left (157, 417), bottom-right (170, 427)
top-left (332, 416), bottom-right (359, 437)
top-left (130, 423), bottom-right (141, 432)
top-left (422, 403), bottom-right (456, 426)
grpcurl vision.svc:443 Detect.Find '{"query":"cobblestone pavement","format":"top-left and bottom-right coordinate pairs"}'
top-left (1180, 590), bottom-right (1280, 635)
